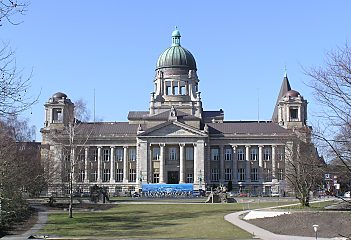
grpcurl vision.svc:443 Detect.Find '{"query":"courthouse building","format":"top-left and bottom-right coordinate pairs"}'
top-left (41, 29), bottom-right (309, 196)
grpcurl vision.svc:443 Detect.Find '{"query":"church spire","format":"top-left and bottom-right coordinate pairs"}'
top-left (272, 71), bottom-right (292, 122)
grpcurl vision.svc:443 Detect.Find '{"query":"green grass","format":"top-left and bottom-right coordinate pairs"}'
top-left (39, 201), bottom-right (297, 239)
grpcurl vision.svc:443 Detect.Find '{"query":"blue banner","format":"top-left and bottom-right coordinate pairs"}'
top-left (142, 183), bottom-right (193, 193)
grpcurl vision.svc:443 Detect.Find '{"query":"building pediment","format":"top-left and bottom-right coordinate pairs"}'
top-left (138, 121), bottom-right (207, 137)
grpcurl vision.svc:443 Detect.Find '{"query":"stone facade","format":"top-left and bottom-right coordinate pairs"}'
top-left (41, 29), bottom-right (309, 196)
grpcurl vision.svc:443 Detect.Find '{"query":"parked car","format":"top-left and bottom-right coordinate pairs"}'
top-left (270, 192), bottom-right (280, 197)
top-left (132, 192), bottom-right (140, 198)
top-left (238, 192), bottom-right (248, 197)
top-left (344, 191), bottom-right (350, 198)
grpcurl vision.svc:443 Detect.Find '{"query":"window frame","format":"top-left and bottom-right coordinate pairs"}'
top-left (211, 148), bottom-right (220, 161)
top-left (224, 148), bottom-right (232, 161)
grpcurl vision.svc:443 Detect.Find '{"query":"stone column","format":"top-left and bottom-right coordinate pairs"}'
top-left (272, 145), bottom-right (277, 179)
top-left (123, 146), bottom-right (128, 183)
top-left (84, 147), bottom-right (89, 183)
top-left (258, 145), bottom-right (264, 182)
top-left (148, 144), bottom-right (153, 183)
top-left (231, 145), bottom-right (237, 184)
top-left (110, 146), bottom-right (115, 183)
top-left (171, 81), bottom-right (174, 95)
top-left (245, 145), bottom-right (251, 182)
top-left (97, 147), bottom-right (102, 182)
top-left (193, 143), bottom-right (198, 184)
top-left (179, 143), bottom-right (185, 183)
top-left (194, 141), bottom-right (205, 190)
top-left (159, 144), bottom-right (165, 183)
top-left (219, 145), bottom-right (225, 183)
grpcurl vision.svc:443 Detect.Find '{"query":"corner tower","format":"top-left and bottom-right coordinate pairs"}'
top-left (149, 28), bottom-right (202, 118)
top-left (272, 73), bottom-right (308, 129)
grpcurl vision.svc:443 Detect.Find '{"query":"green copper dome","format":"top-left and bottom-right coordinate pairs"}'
top-left (156, 28), bottom-right (197, 70)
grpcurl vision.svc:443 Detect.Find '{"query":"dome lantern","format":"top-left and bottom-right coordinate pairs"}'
top-left (172, 26), bottom-right (181, 46)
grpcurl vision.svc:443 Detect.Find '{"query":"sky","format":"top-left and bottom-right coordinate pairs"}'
top-left (2, 1), bottom-right (351, 141)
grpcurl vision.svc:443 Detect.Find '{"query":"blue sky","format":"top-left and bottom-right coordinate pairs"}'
top-left (2, 1), bottom-right (351, 140)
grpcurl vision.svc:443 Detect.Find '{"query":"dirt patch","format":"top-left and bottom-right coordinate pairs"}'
top-left (247, 211), bottom-right (351, 238)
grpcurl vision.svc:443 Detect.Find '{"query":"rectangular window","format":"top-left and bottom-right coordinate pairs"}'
top-left (153, 173), bottom-right (159, 183)
top-left (116, 148), bottom-right (124, 161)
top-left (129, 169), bottom-right (136, 182)
top-left (90, 148), bottom-right (98, 162)
top-left (278, 169), bottom-right (284, 180)
top-left (186, 173), bottom-right (193, 183)
top-left (277, 147), bottom-right (284, 161)
top-left (238, 168), bottom-right (246, 181)
top-left (211, 169), bottom-right (219, 181)
top-left (91, 170), bottom-right (98, 182)
top-left (63, 148), bottom-right (70, 162)
top-left (169, 147), bottom-right (177, 160)
top-left (264, 169), bottom-right (272, 182)
top-left (263, 147), bottom-right (271, 161)
top-left (152, 147), bottom-right (160, 160)
top-left (103, 169), bottom-right (110, 182)
top-left (224, 168), bottom-right (232, 181)
top-left (78, 169), bottom-right (85, 182)
top-left (185, 147), bottom-right (194, 161)
top-left (115, 169), bottom-right (123, 182)
top-left (211, 148), bottom-right (220, 161)
top-left (63, 169), bottom-right (70, 182)
top-left (250, 148), bottom-right (258, 161)
top-left (52, 108), bottom-right (63, 123)
top-left (224, 148), bottom-right (232, 161)
top-left (103, 148), bottom-right (110, 162)
top-left (290, 108), bottom-right (298, 120)
top-left (129, 148), bottom-right (136, 161)
top-left (237, 148), bottom-right (245, 161)
top-left (77, 149), bottom-right (85, 162)
top-left (115, 186), bottom-right (122, 193)
top-left (251, 168), bottom-right (258, 182)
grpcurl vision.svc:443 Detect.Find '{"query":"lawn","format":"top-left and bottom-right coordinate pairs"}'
top-left (39, 201), bottom-right (297, 239)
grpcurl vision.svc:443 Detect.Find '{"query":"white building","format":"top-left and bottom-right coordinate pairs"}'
top-left (41, 29), bottom-right (309, 196)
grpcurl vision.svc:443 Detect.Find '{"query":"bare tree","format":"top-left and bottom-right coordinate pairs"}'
top-left (0, 116), bottom-right (41, 232)
top-left (0, 43), bottom-right (37, 116)
top-left (306, 43), bottom-right (351, 176)
top-left (43, 98), bottom-right (91, 218)
top-left (0, 0), bottom-right (29, 26)
top-left (285, 139), bottom-right (325, 207)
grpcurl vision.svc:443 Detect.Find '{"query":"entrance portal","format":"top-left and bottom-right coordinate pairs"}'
top-left (167, 171), bottom-right (179, 184)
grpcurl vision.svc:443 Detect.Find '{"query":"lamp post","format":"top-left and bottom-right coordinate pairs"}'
top-left (313, 224), bottom-right (319, 240)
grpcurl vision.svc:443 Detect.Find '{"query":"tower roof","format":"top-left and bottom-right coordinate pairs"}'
top-left (156, 28), bottom-right (197, 70)
top-left (272, 72), bottom-right (291, 122)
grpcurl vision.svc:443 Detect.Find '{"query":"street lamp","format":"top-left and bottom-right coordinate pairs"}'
top-left (313, 224), bottom-right (319, 240)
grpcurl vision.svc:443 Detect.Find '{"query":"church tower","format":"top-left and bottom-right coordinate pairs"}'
top-left (272, 73), bottom-right (308, 129)
top-left (149, 28), bottom-right (202, 118)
